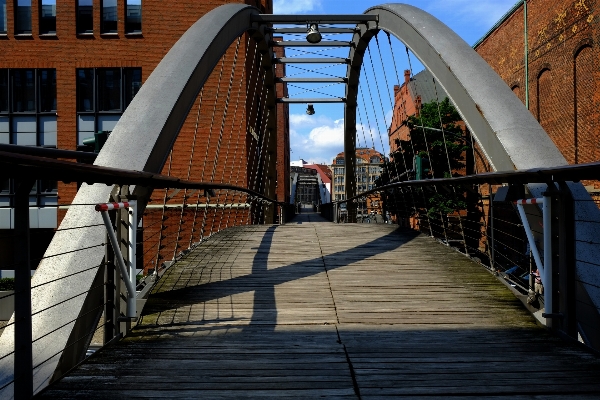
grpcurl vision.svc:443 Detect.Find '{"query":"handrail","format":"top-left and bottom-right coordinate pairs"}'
top-left (0, 151), bottom-right (281, 205)
top-left (331, 160), bottom-right (600, 205)
top-left (0, 143), bottom-right (97, 162)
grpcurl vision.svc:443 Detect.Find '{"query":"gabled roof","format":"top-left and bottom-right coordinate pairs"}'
top-left (305, 164), bottom-right (332, 184)
top-left (406, 69), bottom-right (449, 105)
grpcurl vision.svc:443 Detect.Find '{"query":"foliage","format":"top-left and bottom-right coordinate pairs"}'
top-left (0, 278), bottom-right (15, 291)
top-left (426, 193), bottom-right (467, 217)
top-left (377, 97), bottom-right (471, 218)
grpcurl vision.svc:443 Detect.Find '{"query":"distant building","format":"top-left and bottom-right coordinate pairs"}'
top-left (331, 148), bottom-right (383, 215)
top-left (388, 69), bottom-right (450, 153)
top-left (290, 163), bottom-right (332, 204)
top-left (290, 159), bottom-right (308, 167)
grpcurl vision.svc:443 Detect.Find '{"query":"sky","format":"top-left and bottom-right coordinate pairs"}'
top-left (272, 0), bottom-right (519, 165)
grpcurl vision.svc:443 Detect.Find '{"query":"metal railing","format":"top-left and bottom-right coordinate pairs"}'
top-left (322, 160), bottom-right (600, 353)
top-left (0, 148), bottom-right (291, 398)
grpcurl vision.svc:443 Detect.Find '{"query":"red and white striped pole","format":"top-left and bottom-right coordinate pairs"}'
top-left (514, 198), bottom-right (543, 206)
top-left (94, 201), bottom-right (132, 212)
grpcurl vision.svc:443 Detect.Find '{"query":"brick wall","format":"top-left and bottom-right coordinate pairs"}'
top-left (1, 0), bottom-right (291, 271)
top-left (475, 0), bottom-right (598, 166)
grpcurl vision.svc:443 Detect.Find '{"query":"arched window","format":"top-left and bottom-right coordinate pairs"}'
top-left (536, 68), bottom-right (551, 128)
top-left (511, 85), bottom-right (522, 104)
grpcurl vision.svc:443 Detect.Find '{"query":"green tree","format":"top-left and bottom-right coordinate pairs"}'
top-left (377, 97), bottom-right (471, 219)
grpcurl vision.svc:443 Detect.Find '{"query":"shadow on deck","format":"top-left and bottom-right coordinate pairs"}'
top-left (39, 212), bottom-right (600, 399)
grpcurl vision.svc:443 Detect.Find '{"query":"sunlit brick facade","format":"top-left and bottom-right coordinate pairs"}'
top-left (0, 0), bottom-right (290, 273)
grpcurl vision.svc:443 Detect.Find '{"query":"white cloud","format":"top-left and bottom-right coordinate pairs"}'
top-left (308, 119), bottom-right (344, 148)
top-left (384, 109), bottom-right (393, 127)
top-left (289, 110), bottom-right (392, 163)
top-left (273, 0), bottom-right (322, 14)
top-left (289, 113), bottom-right (332, 128)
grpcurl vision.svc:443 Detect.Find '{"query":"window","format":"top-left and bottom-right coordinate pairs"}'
top-left (0, 179), bottom-right (57, 207)
top-left (77, 0), bottom-right (93, 34)
top-left (101, 0), bottom-right (117, 33)
top-left (336, 158), bottom-right (344, 165)
top-left (15, 0), bottom-right (31, 34)
top-left (0, 71), bottom-right (7, 111)
top-left (0, 0), bottom-right (7, 34)
top-left (0, 69), bottom-right (57, 209)
top-left (370, 156), bottom-right (380, 164)
top-left (39, 0), bottom-right (56, 34)
top-left (76, 67), bottom-right (141, 146)
top-left (97, 69), bottom-right (121, 111)
top-left (125, 0), bottom-right (141, 33)
top-left (0, 69), bottom-right (57, 146)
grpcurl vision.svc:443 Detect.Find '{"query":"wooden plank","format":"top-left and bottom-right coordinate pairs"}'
top-left (39, 212), bottom-right (600, 398)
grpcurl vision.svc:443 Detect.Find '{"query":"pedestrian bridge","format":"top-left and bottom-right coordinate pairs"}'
top-left (37, 211), bottom-right (600, 398)
top-left (2, 2), bottom-right (600, 398)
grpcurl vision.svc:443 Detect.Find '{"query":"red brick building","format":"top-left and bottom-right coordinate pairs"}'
top-left (0, 0), bottom-right (290, 273)
top-left (474, 0), bottom-right (598, 169)
top-left (388, 69), bottom-right (450, 153)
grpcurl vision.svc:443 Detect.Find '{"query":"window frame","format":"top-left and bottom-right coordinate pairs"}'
top-left (76, 0), bottom-right (93, 34)
top-left (124, 0), bottom-right (141, 34)
top-left (39, 0), bottom-right (56, 35)
top-left (100, 0), bottom-right (117, 34)
top-left (14, 0), bottom-right (32, 35)
top-left (0, 0), bottom-right (7, 34)
top-left (0, 68), bottom-right (58, 208)
top-left (0, 68), bottom-right (57, 143)
top-left (76, 67), bottom-right (142, 148)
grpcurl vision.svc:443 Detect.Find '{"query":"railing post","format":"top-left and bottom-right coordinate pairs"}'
top-left (542, 191), bottom-right (553, 328)
top-left (96, 190), bottom-right (138, 325)
top-left (489, 184), bottom-right (495, 273)
top-left (556, 182), bottom-right (577, 338)
top-left (104, 226), bottom-right (116, 344)
top-left (13, 178), bottom-right (34, 399)
top-left (127, 197), bottom-right (137, 319)
top-left (117, 187), bottom-right (130, 333)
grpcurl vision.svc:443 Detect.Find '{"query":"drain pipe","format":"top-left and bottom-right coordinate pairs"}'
top-left (524, 0), bottom-right (530, 109)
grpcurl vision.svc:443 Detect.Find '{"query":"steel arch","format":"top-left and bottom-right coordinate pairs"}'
top-left (0, 4), bottom-right (274, 396)
top-left (345, 3), bottom-right (600, 342)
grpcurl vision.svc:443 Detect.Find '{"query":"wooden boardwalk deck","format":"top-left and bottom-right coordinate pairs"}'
top-left (40, 212), bottom-right (600, 399)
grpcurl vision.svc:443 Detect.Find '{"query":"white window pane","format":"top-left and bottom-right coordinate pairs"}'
top-left (12, 116), bottom-right (36, 145)
top-left (78, 114), bottom-right (95, 145)
top-left (78, 114), bottom-right (94, 131)
top-left (38, 207), bottom-right (57, 228)
top-left (14, 132), bottom-right (36, 145)
top-left (98, 114), bottom-right (119, 131)
top-left (0, 116), bottom-right (8, 133)
top-left (39, 115), bottom-right (57, 146)
top-left (0, 208), bottom-right (11, 229)
top-left (12, 115), bottom-right (36, 132)
top-left (28, 208), bottom-right (39, 228)
top-left (39, 196), bottom-right (58, 206)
